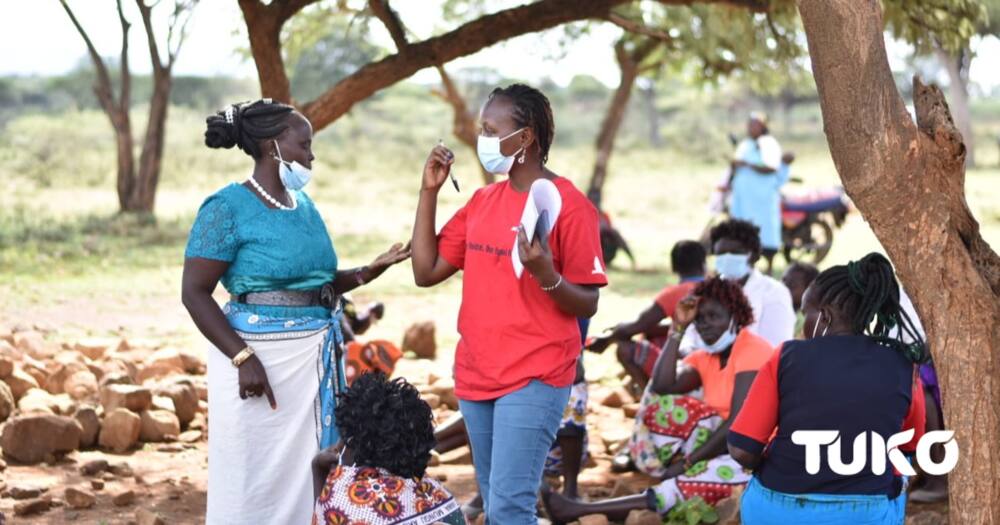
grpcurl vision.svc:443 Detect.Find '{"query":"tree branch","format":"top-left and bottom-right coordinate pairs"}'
top-left (59, 0), bottom-right (118, 115)
top-left (271, 0), bottom-right (768, 129)
top-left (166, 0), bottom-right (197, 67)
top-left (116, 0), bottom-right (132, 115)
top-left (274, 0), bottom-right (320, 21)
top-left (300, 0), bottom-right (634, 130)
top-left (606, 13), bottom-right (675, 45)
top-left (655, 0), bottom-right (769, 11)
top-left (368, 0), bottom-right (408, 52)
top-left (912, 78), bottom-right (1000, 293)
top-left (135, 0), bottom-right (166, 74)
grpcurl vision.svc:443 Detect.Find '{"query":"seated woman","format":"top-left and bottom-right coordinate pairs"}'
top-left (544, 277), bottom-right (773, 522)
top-left (728, 253), bottom-right (927, 524)
top-left (312, 372), bottom-right (467, 525)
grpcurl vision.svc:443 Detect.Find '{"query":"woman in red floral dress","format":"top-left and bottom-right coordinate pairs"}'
top-left (312, 373), bottom-right (466, 525)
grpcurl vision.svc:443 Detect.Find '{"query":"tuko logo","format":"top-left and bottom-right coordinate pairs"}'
top-left (791, 430), bottom-right (959, 476)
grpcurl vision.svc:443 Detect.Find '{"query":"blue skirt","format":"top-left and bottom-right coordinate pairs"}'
top-left (740, 476), bottom-right (905, 525)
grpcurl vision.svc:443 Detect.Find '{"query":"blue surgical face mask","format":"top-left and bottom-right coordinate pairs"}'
top-left (273, 140), bottom-right (312, 190)
top-left (704, 319), bottom-right (737, 354)
top-left (715, 253), bottom-right (752, 280)
top-left (477, 128), bottom-right (525, 175)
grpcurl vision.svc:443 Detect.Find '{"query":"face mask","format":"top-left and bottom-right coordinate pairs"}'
top-left (704, 319), bottom-right (738, 354)
top-left (477, 128), bottom-right (525, 175)
top-left (273, 140), bottom-right (312, 190)
top-left (715, 253), bottom-right (752, 280)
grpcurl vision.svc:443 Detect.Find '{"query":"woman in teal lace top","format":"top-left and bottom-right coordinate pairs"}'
top-left (182, 99), bottom-right (410, 525)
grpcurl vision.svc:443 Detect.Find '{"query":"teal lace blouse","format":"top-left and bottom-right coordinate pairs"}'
top-left (185, 182), bottom-right (338, 318)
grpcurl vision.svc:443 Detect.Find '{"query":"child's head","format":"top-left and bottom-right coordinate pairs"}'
top-left (670, 240), bottom-right (707, 278)
top-left (334, 372), bottom-right (436, 478)
top-left (782, 262), bottom-right (819, 312)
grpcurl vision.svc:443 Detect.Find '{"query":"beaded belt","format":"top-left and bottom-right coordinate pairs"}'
top-left (231, 283), bottom-right (339, 309)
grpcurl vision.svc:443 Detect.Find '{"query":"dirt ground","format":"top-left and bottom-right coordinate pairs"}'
top-left (0, 322), bottom-right (951, 525)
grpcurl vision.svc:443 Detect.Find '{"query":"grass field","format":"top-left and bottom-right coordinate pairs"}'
top-left (2, 102), bottom-right (998, 385)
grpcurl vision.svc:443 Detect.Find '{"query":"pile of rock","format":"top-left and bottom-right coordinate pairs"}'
top-left (402, 321), bottom-right (437, 360)
top-left (0, 326), bottom-right (208, 465)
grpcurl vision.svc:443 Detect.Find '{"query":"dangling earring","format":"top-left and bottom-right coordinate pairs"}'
top-left (518, 149), bottom-right (526, 164)
top-left (811, 311), bottom-right (823, 339)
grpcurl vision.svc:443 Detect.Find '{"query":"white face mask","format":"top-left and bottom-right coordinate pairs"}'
top-left (704, 319), bottom-right (738, 354)
top-left (715, 253), bottom-right (752, 281)
top-left (273, 140), bottom-right (312, 190)
top-left (477, 128), bottom-right (525, 175)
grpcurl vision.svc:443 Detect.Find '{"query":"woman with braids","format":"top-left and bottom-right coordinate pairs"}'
top-left (543, 277), bottom-right (772, 523)
top-left (412, 84), bottom-right (606, 523)
top-left (728, 252), bottom-right (927, 524)
top-left (182, 99), bottom-right (410, 524)
top-left (311, 373), bottom-right (466, 524)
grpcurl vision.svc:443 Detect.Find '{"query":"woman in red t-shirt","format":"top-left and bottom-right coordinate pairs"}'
top-left (411, 84), bottom-right (607, 524)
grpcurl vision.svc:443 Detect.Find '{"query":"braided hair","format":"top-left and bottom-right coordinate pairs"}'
top-left (811, 252), bottom-right (927, 363)
top-left (487, 84), bottom-right (555, 165)
top-left (693, 276), bottom-right (755, 330)
top-left (709, 219), bottom-right (761, 256)
top-left (205, 99), bottom-right (295, 159)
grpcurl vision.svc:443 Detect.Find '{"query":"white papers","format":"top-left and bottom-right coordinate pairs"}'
top-left (512, 179), bottom-right (562, 278)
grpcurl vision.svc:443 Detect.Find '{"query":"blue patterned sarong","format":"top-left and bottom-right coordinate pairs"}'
top-left (225, 303), bottom-right (347, 448)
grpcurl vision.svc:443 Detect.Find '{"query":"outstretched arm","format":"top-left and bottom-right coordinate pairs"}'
top-left (333, 243), bottom-right (412, 295)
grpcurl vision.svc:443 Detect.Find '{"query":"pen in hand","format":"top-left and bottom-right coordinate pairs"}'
top-left (438, 139), bottom-right (460, 192)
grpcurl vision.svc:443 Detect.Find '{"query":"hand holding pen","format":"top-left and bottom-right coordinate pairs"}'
top-left (422, 142), bottom-right (456, 193)
top-left (438, 139), bottom-right (460, 192)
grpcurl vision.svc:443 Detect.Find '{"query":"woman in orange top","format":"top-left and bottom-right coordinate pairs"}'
top-left (544, 277), bottom-right (772, 522)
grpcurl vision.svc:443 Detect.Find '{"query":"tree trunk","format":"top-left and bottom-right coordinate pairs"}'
top-left (110, 109), bottom-right (136, 211)
top-left (641, 81), bottom-right (663, 147)
top-left (128, 73), bottom-right (172, 213)
top-left (433, 65), bottom-right (494, 186)
top-left (937, 48), bottom-right (976, 168)
top-left (587, 39), bottom-right (656, 196)
top-left (239, 0), bottom-right (294, 103)
top-left (797, 2), bottom-right (1000, 523)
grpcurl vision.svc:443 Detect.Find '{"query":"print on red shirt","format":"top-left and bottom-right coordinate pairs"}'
top-left (437, 177), bottom-right (607, 400)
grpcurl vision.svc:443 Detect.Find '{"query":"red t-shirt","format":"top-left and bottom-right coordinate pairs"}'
top-left (653, 281), bottom-right (700, 318)
top-left (438, 177), bottom-right (608, 400)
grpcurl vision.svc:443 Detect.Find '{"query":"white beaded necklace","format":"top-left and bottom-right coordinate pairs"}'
top-left (248, 174), bottom-right (296, 210)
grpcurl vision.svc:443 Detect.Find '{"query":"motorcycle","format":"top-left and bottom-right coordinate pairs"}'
top-left (779, 186), bottom-right (850, 265)
top-left (701, 155), bottom-right (851, 266)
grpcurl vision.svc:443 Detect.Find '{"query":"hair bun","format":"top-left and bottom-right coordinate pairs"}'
top-left (204, 106), bottom-right (240, 150)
